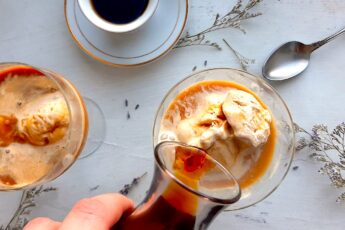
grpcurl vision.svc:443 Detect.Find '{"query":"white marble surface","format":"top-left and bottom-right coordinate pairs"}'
top-left (1, 0), bottom-right (345, 229)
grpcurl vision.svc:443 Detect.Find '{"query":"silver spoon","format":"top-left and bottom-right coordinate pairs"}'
top-left (262, 27), bottom-right (345, 81)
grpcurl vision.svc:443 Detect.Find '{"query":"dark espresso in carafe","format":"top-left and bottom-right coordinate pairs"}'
top-left (92, 0), bottom-right (149, 24)
top-left (112, 195), bottom-right (196, 230)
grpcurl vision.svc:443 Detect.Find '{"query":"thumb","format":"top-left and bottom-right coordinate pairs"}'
top-left (59, 193), bottom-right (134, 230)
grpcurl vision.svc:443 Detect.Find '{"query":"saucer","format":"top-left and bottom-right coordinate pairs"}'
top-left (64, 0), bottom-right (188, 67)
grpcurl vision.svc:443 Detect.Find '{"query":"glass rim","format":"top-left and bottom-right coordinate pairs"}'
top-left (0, 62), bottom-right (88, 191)
top-left (152, 67), bottom-right (295, 210)
top-left (154, 141), bottom-right (242, 205)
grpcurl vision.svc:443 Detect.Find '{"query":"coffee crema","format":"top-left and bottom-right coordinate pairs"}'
top-left (92, 0), bottom-right (149, 24)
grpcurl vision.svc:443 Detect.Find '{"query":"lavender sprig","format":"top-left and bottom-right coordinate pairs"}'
top-left (1, 186), bottom-right (57, 230)
top-left (119, 172), bottom-right (147, 196)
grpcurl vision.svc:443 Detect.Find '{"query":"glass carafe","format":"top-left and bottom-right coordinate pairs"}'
top-left (113, 141), bottom-right (241, 230)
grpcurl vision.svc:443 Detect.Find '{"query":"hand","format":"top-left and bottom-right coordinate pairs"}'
top-left (24, 193), bottom-right (134, 230)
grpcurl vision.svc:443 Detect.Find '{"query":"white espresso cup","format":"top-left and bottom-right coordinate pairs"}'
top-left (78, 0), bottom-right (159, 33)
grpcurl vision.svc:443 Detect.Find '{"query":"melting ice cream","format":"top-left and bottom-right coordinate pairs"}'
top-left (158, 81), bottom-right (275, 188)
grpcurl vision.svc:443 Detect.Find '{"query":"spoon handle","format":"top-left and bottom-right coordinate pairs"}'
top-left (308, 27), bottom-right (345, 52)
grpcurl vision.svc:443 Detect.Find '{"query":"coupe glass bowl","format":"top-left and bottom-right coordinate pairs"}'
top-left (0, 63), bottom-right (88, 191)
top-left (153, 68), bottom-right (295, 210)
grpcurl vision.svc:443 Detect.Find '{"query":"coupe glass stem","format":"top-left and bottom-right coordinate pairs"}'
top-left (78, 97), bottom-right (105, 159)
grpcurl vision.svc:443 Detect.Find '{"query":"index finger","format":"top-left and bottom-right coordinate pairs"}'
top-left (59, 193), bottom-right (134, 230)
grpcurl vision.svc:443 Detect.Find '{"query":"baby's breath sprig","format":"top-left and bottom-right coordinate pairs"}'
top-left (223, 39), bottom-right (255, 71)
top-left (176, 32), bottom-right (222, 50)
top-left (175, 0), bottom-right (263, 50)
top-left (295, 122), bottom-right (345, 202)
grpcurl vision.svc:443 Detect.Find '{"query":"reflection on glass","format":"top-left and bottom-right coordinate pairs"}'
top-left (153, 68), bottom-right (295, 210)
top-left (113, 141), bottom-right (241, 230)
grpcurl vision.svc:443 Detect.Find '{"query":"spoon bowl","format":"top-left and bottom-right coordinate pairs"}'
top-left (263, 41), bottom-right (311, 80)
top-left (263, 27), bottom-right (345, 81)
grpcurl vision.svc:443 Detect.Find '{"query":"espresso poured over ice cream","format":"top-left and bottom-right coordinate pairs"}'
top-left (158, 81), bottom-right (276, 188)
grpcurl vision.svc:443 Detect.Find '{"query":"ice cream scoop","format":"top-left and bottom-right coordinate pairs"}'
top-left (222, 89), bottom-right (271, 147)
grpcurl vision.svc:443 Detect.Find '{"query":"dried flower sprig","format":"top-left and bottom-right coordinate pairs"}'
top-left (223, 39), bottom-right (255, 71)
top-left (295, 122), bottom-right (345, 202)
top-left (176, 32), bottom-right (222, 50)
top-left (119, 172), bottom-right (147, 196)
top-left (0, 186), bottom-right (57, 230)
top-left (175, 0), bottom-right (263, 49)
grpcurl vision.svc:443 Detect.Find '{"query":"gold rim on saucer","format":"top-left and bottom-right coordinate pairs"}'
top-left (64, 0), bottom-right (188, 67)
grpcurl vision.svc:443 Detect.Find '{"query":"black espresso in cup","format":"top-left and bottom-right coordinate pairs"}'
top-left (92, 0), bottom-right (149, 24)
